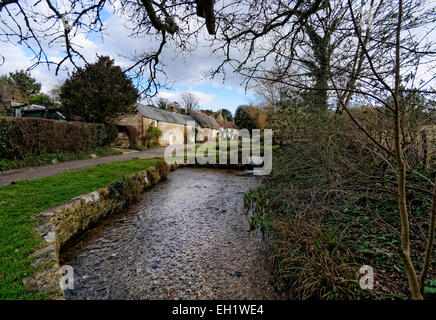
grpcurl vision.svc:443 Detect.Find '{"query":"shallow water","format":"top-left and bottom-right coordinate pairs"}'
top-left (61, 168), bottom-right (286, 300)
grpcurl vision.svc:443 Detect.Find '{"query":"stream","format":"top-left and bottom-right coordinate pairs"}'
top-left (60, 168), bottom-right (286, 300)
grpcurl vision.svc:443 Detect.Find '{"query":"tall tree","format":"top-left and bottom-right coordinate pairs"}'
top-left (60, 56), bottom-right (139, 123)
top-left (0, 75), bottom-right (22, 104)
top-left (221, 108), bottom-right (233, 121)
top-left (156, 97), bottom-right (169, 110)
top-left (234, 105), bottom-right (265, 130)
top-left (9, 70), bottom-right (41, 101)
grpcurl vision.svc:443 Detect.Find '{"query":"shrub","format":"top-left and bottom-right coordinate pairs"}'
top-left (0, 117), bottom-right (117, 160)
top-left (60, 56), bottom-right (139, 124)
top-left (146, 125), bottom-right (162, 147)
top-left (0, 147), bottom-right (121, 171)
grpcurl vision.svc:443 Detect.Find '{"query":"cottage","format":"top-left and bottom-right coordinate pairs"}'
top-left (119, 103), bottom-right (199, 146)
top-left (214, 111), bottom-right (239, 141)
top-left (187, 110), bottom-right (220, 142)
top-left (21, 104), bottom-right (66, 121)
top-left (118, 104), bottom-right (241, 147)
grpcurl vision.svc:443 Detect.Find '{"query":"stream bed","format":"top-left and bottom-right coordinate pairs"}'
top-left (60, 168), bottom-right (287, 300)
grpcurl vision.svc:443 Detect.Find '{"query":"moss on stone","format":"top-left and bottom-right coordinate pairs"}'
top-left (146, 167), bottom-right (161, 185)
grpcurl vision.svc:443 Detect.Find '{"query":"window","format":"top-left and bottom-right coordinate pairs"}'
top-left (162, 134), bottom-right (167, 141)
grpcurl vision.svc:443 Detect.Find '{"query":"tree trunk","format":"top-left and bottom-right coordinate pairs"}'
top-left (394, 129), bottom-right (423, 299)
top-left (393, 0), bottom-right (423, 300)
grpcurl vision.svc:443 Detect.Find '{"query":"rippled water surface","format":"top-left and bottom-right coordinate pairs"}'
top-left (61, 168), bottom-right (286, 300)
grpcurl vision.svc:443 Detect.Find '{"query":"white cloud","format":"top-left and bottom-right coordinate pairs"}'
top-left (155, 90), bottom-right (216, 107)
top-left (0, 43), bottom-right (60, 93)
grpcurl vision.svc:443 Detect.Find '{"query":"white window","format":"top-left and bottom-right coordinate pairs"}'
top-left (162, 134), bottom-right (167, 141)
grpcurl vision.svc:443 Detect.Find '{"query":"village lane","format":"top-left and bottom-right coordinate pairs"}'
top-left (0, 147), bottom-right (166, 187)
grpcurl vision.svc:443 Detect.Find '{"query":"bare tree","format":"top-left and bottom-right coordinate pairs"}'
top-left (48, 84), bottom-right (62, 103)
top-left (328, 0), bottom-right (434, 299)
top-left (180, 92), bottom-right (199, 111)
top-left (253, 0), bottom-right (435, 299)
top-left (0, 0), bottom-right (328, 96)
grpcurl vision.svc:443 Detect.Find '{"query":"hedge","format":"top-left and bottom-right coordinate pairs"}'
top-left (0, 117), bottom-right (118, 160)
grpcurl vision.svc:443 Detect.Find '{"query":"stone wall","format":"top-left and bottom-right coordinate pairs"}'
top-left (118, 113), bottom-right (143, 135)
top-left (23, 160), bottom-right (177, 299)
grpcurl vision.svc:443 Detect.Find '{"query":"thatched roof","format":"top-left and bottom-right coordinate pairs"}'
top-left (136, 103), bottom-right (197, 125)
top-left (188, 110), bottom-right (220, 129)
top-left (215, 117), bottom-right (238, 129)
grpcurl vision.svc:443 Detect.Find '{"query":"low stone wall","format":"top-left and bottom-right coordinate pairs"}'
top-left (23, 160), bottom-right (177, 299)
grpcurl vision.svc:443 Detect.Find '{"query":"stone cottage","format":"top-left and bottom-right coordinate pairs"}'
top-left (214, 110), bottom-right (239, 140)
top-left (118, 103), bottom-right (198, 146)
top-left (187, 110), bottom-right (220, 142)
top-left (118, 103), bottom-right (241, 147)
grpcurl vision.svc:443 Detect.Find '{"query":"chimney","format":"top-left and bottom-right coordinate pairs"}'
top-left (169, 104), bottom-right (176, 112)
top-left (217, 108), bottom-right (223, 121)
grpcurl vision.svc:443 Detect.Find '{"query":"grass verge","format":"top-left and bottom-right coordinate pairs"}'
top-left (0, 157), bottom-right (158, 300)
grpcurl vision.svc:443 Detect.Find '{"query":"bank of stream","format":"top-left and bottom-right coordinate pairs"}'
top-left (60, 168), bottom-right (287, 300)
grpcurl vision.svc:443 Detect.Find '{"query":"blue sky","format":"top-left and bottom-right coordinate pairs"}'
top-left (155, 83), bottom-right (256, 114)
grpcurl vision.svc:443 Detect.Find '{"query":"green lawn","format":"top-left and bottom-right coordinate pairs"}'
top-left (0, 158), bottom-right (158, 300)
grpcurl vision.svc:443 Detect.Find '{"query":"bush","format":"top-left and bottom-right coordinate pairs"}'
top-left (60, 55), bottom-right (139, 123)
top-left (147, 125), bottom-right (162, 146)
top-left (141, 125), bottom-right (162, 148)
top-left (246, 183), bottom-right (364, 300)
top-left (0, 117), bottom-right (117, 160)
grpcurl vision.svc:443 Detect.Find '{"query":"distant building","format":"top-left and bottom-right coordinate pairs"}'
top-left (186, 110), bottom-right (220, 142)
top-left (0, 97), bottom-right (26, 116)
top-left (214, 109), bottom-right (239, 140)
top-left (21, 104), bottom-right (66, 121)
top-left (119, 103), bottom-right (199, 146)
top-left (118, 103), bottom-right (239, 147)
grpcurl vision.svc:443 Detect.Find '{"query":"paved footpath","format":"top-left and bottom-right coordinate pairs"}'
top-left (0, 147), bottom-right (166, 187)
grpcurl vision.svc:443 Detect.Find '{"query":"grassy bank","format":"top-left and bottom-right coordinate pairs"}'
top-left (0, 147), bottom-right (122, 172)
top-left (0, 158), bottom-right (158, 299)
top-left (246, 144), bottom-right (435, 299)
